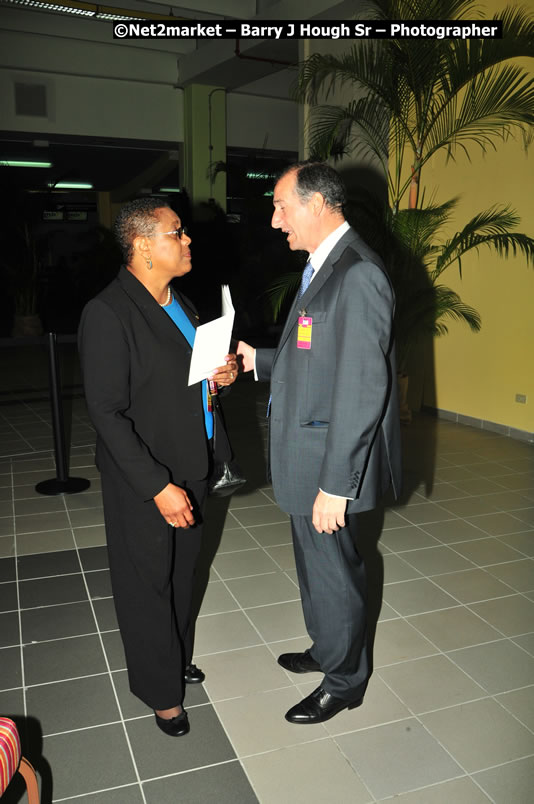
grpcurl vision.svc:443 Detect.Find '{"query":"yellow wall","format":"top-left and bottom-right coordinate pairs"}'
top-left (422, 8), bottom-right (534, 433)
top-left (424, 137), bottom-right (534, 432)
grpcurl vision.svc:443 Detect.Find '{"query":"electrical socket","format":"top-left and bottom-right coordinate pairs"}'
top-left (515, 394), bottom-right (527, 404)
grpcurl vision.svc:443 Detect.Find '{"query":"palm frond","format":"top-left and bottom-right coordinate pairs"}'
top-left (435, 206), bottom-right (534, 277)
top-left (306, 97), bottom-right (390, 167)
top-left (263, 272), bottom-right (301, 322)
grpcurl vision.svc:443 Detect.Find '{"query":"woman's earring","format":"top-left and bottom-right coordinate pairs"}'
top-left (146, 258), bottom-right (152, 270)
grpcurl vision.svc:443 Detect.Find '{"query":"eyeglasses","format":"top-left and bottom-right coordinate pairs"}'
top-left (149, 226), bottom-right (188, 240)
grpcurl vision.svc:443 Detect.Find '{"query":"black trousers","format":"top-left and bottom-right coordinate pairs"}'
top-left (101, 470), bottom-right (206, 710)
top-left (290, 512), bottom-right (369, 701)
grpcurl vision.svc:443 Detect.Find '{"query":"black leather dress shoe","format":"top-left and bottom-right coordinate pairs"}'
top-left (277, 650), bottom-right (321, 674)
top-left (154, 710), bottom-right (190, 737)
top-left (184, 663), bottom-right (205, 684)
top-left (285, 686), bottom-right (363, 724)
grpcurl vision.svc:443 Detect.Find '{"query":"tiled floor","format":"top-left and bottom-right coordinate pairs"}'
top-left (1, 374), bottom-right (533, 803)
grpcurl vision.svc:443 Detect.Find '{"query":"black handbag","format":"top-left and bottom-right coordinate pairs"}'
top-left (208, 391), bottom-right (246, 497)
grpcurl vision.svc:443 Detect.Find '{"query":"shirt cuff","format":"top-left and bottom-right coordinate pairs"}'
top-left (253, 349), bottom-right (258, 381)
top-left (319, 488), bottom-right (352, 500)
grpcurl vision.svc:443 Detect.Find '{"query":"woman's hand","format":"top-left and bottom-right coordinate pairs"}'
top-left (210, 353), bottom-right (238, 387)
top-left (154, 483), bottom-right (195, 529)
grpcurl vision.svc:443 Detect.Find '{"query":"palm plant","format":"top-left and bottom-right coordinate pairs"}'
top-left (265, 0), bottom-right (534, 378)
top-left (298, 0), bottom-right (534, 211)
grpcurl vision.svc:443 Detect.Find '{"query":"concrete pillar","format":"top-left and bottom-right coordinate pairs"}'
top-left (183, 84), bottom-right (227, 215)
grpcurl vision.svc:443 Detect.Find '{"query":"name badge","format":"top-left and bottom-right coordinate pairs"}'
top-left (297, 316), bottom-right (312, 349)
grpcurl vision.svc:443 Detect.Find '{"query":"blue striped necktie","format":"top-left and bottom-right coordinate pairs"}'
top-left (297, 260), bottom-right (314, 303)
top-left (267, 260), bottom-right (314, 418)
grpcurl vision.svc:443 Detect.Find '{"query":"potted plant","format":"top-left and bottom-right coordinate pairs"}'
top-left (273, 0), bottom-right (534, 419)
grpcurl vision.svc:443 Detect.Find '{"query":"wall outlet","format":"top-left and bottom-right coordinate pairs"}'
top-left (515, 394), bottom-right (527, 404)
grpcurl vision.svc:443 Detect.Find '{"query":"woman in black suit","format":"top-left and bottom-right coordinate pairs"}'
top-left (78, 198), bottom-right (237, 737)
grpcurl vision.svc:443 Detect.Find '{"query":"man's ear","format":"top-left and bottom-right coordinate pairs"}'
top-left (311, 192), bottom-right (326, 216)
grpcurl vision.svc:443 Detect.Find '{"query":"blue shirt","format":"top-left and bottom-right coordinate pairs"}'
top-left (162, 297), bottom-right (213, 439)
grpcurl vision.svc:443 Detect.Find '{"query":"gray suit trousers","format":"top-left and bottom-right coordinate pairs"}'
top-left (291, 513), bottom-right (369, 700)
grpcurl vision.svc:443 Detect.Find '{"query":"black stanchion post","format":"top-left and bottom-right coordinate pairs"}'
top-left (36, 332), bottom-right (91, 495)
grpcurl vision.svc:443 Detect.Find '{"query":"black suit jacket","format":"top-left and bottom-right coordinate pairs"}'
top-left (78, 266), bottom-right (209, 500)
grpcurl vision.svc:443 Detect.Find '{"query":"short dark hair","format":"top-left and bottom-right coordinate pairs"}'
top-left (113, 198), bottom-right (169, 262)
top-left (278, 161), bottom-right (346, 210)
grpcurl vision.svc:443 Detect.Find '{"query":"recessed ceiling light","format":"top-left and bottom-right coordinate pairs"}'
top-left (49, 181), bottom-right (94, 189)
top-left (1, 159), bottom-right (53, 167)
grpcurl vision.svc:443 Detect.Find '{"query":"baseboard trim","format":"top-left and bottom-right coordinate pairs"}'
top-left (422, 406), bottom-right (534, 444)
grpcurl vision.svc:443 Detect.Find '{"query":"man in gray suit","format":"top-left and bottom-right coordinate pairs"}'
top-left (237, 162), bottom-right (401, 724)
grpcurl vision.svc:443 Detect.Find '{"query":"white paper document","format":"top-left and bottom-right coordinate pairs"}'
top-left (188, 285), bottom-right (235, 385)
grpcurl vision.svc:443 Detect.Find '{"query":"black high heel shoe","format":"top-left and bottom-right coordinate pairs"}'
top-left (154, 709), bottom-right (190, 737)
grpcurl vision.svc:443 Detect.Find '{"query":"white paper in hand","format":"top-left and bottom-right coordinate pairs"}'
top-left (188, 285), bottom-right (235, 385)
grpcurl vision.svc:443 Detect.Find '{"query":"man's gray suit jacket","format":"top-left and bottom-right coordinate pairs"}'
top-left (255, 227), bottom-right (402, 516)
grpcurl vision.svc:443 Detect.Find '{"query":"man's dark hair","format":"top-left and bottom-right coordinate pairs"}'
top-left (113, 198), bottom-right (169, 262)
top-left (278, 161), bottom-right (346, 210)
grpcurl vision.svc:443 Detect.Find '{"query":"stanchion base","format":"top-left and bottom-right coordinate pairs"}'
top-left (35, 477), bottom-right (91, 496)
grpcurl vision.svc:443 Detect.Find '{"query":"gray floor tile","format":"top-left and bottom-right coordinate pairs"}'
top-left (0, 557), bottom-right (16, 582)
top-left (495, 686), bottom-right (534, 731)
top-left (451, 537), bottom-right (525, 566)
top-left (101, 630), bottom-right (126, 670)
top-left (0, 687), bottom-right (24, 717)
top-left (25, 673), bottom-right (120, 735)
top-left (469, 594), bottom-right (534, 636)
top-left (213, 548), bottom-right (280, 579)
top-left (0, 611), bottom-right (19, 647)
top-left (16, 529), bottom-right (75, 555)
top-left (486, 558), bottom-right (534, 592)
top-left (85, 569), bottom-right (113, 599)
top-left (407, 606), bottom-right (501, 651)
top-left (0, 537), bottom-right (15, 558)
top-left (14, 496), bottom-right (66, 516)
top-left (65, 491), bottom-right (104, 510)
top-left (378, 654), bottom-right (486, 713)
top-left (421, 698), bottom-right (534, 772)
top-left (230, 505), bottom-right (289, 527)
top-left (143, 761), bottom-right (258, 804)
top-left (51, 786), bottom-right (144, 803)
top-left (17, 548), bottom-right (80, 579)
top-left (473, 756), bottom-right (534, 804)
top-left (19, 573), bottom-right (87, 608)
top-left (336, 718), bottom-right (462, 800)
top-left (22, 601), bottom-right (96, 642)
top-left (42, 723), bottom-right (137, 800)
top-left (431, 567), bottom-right (515, 603)
top-left (127, 703), bottom-right (236, 779)
top-left (448, 639), bottom-right (534, 694)
top-left (79, 546), bottom-right (109, 571)
top-left (373, 776), bottom-right (492, 803)
top-left (246, 521), bottom-right (292, 547)
top-left (15, 510), bottom-right (71, 534)
top-left (0, 581), bottom-right (17, 612)
top-left (74, 524), bottom-right (107, 548)
top-left (226, 571), bottom-right (299, 608)
top-left (111, 669), bottom-right (151, 719)
top-left (68, 507), bottom-right (106, 528)
top-left (23, 634), bottom-right (107, 685)
top-left (0, 646), bottom-right (22, 690)
top-left (383, 578), bottom-right (458, 616)
top-left (0, 518), bottom-right (14, 537)
top-left (92, 597), bottom-right (119, 631)
top-left (381, 525), bottom-right (442, 552)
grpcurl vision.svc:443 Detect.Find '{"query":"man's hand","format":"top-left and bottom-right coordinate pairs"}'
top-left (210, 354), bottom-right (238, 386)
top-left (154, 483), bottom-right (195, 529)
top-left (312, 490), bottom-right (347, 534)
top-left (236, 340), bottom-right (255, 373)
